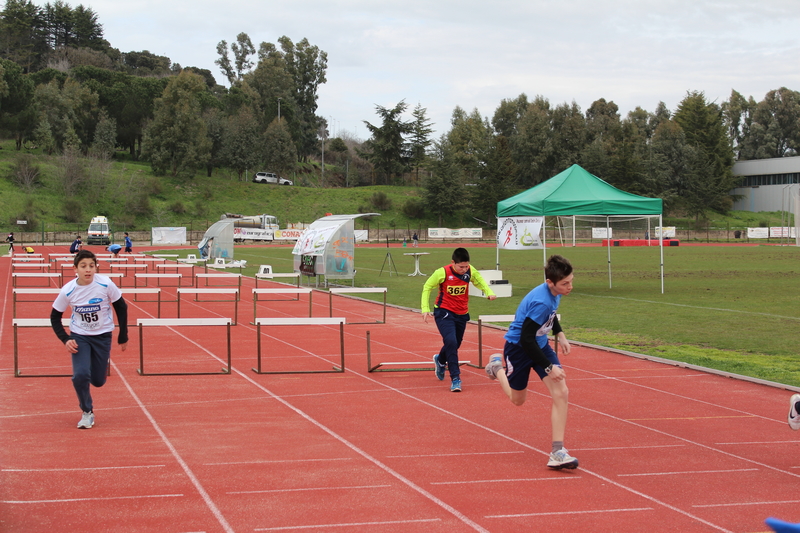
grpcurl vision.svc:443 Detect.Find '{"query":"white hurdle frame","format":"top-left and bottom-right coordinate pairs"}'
top-left (196, 273), bottom-right (242, 288)
top-left (251, 288), bottom-right (313, 322)
top-left (12, 288), bottom-right (60, 318)
top-left (176, 288), bottom-right (240, 325)
top-left (365, 330), bottom-right (474, 372)
top-left (255, 272), bottom-right (301, 288)
top-left (328, 287), bottom-right (387, 324)
top-left (136, 318), bottom-right (232, 376)
top-left (120, 288), bottom-right (162, 318)
top-left (12, 272), bottom-right (62, 288)
top-left (13, 318), bottom-right (73, 377)
top-left (252, 317), bottom-right (346, 374)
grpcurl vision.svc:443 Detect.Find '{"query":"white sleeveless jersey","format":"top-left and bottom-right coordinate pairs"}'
top-left (53, 274), bottom-right (122, 336)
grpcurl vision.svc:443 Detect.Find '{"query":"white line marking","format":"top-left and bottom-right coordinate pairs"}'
top-left (431, 477), bottom-right (581, 485)
top-left (205, 457), bottom-right (352, 466)
top-left (618, 468), bottom-right (758, 477)
top-left (693, 499), bottom-right (800, 508)
top-left (386, 450), bottom-right (524, 458)
top-left (487, 507), bottom-right (653, 519)
top-left (254, 518), bottom-right (442, 531)
top-left (4, 493), bottom-right (183, 504)
top-left (575, 444), bottom-right (686, 451)
top-left (2, 465), bottom-right (166, 472)
top-left (228, 484), bottom-right (392, 495)
top-left (716, 441), bottom-right (799, 445)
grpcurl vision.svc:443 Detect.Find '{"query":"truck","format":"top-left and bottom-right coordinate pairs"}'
top-left (220, 213), bottom-right (279, 242)
top-left (86, 216), bottom-right (111, 245)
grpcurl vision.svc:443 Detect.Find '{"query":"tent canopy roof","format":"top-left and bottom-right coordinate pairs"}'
top-left (497, 164), bottom-right (662, 217)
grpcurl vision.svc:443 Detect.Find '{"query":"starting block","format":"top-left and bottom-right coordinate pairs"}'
top-left (252, 317), bottom-right (346, 374)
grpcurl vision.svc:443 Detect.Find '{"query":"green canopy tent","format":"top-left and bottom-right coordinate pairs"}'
top-left (497, 164), bottom-right (665, 292)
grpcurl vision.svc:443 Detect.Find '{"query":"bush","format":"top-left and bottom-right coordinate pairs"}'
top-left (369, 191), bottom-right (392, 210)
top-left (401, 198), bottom-right (426, 219)
top-left (8, 154), bottom-right (41, 192)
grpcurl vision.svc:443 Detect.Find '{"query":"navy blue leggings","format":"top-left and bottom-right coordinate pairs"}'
top-left (71, 332), bottom-right (112, 413)
top-left (434, 307), bottom-right (470, 379)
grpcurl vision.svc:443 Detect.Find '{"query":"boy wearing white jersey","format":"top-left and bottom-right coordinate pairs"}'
top-left (51, 250), bottom-right (128, 429)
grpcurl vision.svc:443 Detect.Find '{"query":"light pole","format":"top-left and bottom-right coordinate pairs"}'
top-left (277, 98), bottom-right (281, 122)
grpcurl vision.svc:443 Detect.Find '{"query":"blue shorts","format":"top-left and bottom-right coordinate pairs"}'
top-left (503, 340), bottom-right (561, 391)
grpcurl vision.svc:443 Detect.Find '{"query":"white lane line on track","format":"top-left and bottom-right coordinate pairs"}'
top-left (431, 477), bottom-right (581, 485)
top-left (4, 493), bottom-right (183, 504)
top-left (487, 507), bottom-right (654, 519)
top-left (575, 444), bottom-right (686, 451)
top-left (205, 457), bottom-right (353, 466)
top-left (386, 450), bottom-right (524, 458)
top-left (228, 484), bottom-right (392, 494)
top-left (693, 499), bottom-right (800, 508)
top-left (254, 518), bottom-right (442, 531)
top-left (2, 464), bottom-right (166, 472)
top-left (618, 468), bottom-right (759, 477)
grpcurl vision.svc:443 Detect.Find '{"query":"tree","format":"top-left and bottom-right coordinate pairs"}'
top-left (674, 91), bottom-right (737, 216)
top-left (220, 105), bottom-right (263, 180)
top-left (469, 134), bottom-right (518, 225)
top-left (0, 0), bottom-right (48, 72)
top-left (360, 100), bottom-right (412, 184)
top-left (511, 95), bottom-right (551, 185)
top-left (143, 71), bottom-right (211, 177)
top-left (738, 88), bottom-right (800, 159)
top-left (215, 33), bottom-right (255, 85)
top-left (409, 103), bottom-right (433, 185)
top-left (492, 93), bottom-right (529, 139)
top-left (424, 136), bottom-right (465, 226)
top-left (721, 89), bottom-right (756, 159)
top-left (447, 106), bottom-right (492, 183)
top-left (263, 117), bottom-right (297, 176)
top-left (90, 109), bottom-right (115, 159)
top-left (33, 77), bottom-right (98, 152)
top-left (0, 57), bottom-right (36, 149)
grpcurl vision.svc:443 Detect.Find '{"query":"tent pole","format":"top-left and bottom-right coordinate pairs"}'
top-left (607, 216), bottom-right (612, 289)
top-left (542, 217), bottom-right (548, 283)
top-left (660, 214), bottom-right (665, 294)
top-left (573, 215), bottom-right (576, 247)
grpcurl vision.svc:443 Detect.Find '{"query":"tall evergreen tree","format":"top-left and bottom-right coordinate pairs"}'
top-left (360, 100), bottom-right (412, 184)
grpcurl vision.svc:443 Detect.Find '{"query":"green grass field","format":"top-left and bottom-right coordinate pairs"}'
top-left (160, 242), bottom-right (800, 387)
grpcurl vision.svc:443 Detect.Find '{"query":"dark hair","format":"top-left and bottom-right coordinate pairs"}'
top-left (545, 254), bottom-right (573, 282)
top-left (73, 249), bottom-right (97, 267)
top-left (452, 247), bottom-right (470, 263)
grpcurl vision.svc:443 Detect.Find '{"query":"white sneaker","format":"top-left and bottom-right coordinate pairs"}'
top-left (485, 354), bottom-right (503, 380)
top-left (547, 448), bottom-right (579, 470)
top-left (77, 411), bottom-right (94, 429)
top-left (789, 394), bottom-right (800, 431)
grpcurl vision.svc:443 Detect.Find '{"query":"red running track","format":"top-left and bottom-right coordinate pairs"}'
top-left (2, 246), bottom-right (799, 532)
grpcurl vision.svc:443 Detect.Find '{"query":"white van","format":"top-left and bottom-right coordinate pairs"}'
top-left (86, 216), bottom-right (111, 245)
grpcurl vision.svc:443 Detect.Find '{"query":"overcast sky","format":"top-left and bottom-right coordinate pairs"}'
top-left (78, 0), bottom-right (799, 140)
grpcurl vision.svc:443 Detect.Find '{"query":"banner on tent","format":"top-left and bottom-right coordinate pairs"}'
top-left (152, 227), bottom-right (186, 244)
top-left (428, 228), bottom-right (483, 239)
top-left (497, 217), bottom-right (543, 250)
top-left (274, 229), bottom-right (304, 240)
top-left (655, 226), bottom-right (676, 238)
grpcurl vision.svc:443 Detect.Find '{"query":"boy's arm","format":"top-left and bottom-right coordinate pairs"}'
top-left (112, 296), bottom-right (129, 345)
top-left (50, 308), bottom-right (71, 344)
top-left (420, 267), bottom-right (446, 313)
top-left (469, 268), bottom-right (496, 298)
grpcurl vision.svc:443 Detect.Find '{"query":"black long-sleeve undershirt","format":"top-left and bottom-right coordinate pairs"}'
top-left (519, 316), bottom-right (561, 370)
top-left (50, 296), bottom-right (129, 345)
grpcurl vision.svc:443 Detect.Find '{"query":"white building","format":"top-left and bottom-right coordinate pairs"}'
top-left (731, 156), bottom-right (800, 212)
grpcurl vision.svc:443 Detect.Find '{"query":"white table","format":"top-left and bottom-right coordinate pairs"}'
top-left (404, 252), bottom-right (430, 276)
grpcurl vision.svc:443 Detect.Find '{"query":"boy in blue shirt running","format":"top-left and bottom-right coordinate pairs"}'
top-left (485, 254), bottom-right (578, 469)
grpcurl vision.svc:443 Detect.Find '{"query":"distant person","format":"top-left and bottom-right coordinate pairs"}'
top-left (70, 235), bottom-right (82, 254)
top-left (50, 250), bottom-right (128, 429)
top-left (5, 232), bottom-right (14, 255)
top-left (106, 243), bottom-right (122, 258)
top-left (24, 246), bottom-right (35, 254)
top-left (124, 232), bottom-right (132, 253)
top-left (484, 254), bottom-right (579, 470)
top-left (421, 247), bottom-right (496, 392)
top-left (412, 232), bottom-right (419, 247)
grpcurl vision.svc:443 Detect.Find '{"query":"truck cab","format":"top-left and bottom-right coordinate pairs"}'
top-left (86, 216), bottom-right (111, 245)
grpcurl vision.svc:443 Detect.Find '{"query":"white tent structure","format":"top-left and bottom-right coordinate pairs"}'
top-left (292, 213), bottom-right (378, 285)
top-left (197, 220), bottom-right (234, 261)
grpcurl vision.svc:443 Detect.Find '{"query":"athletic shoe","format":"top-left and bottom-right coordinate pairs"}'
top-left (788, 394), bottom-right (800, 431)
top-left (77, 411), bottom-right (94, 429)
top-left (433, 354), bottom-right (445, 381)
top-left (485, 354), bottom-right (503, 380)
top-left (450, 378), bottom-right (462, 392)
top-left (547, 448), bottom-right (579, 470)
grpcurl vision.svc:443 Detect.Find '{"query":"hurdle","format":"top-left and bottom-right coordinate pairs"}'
top-left (177, 288), bottom-right (239, 325)
top-left (12, 272), bottom-right (62, 288)
top-left (137, 318), bottom-right (232, 376)
top-left (111, 263), bottom-right (149, 276)
top-left (12, 288), bottom-right (60, 318)
top-left (12, 262), bottom-right (50, 273)
top-left (13, 318), bottom-right (72, 377)
top-left (120, 288), bottom-right (162, 318)
top-left (365, 330), bottom-right (475, 372)
top-left (151, 254), bottom-right (179, 259)
top-left (328, 287), bottom-right (387, 324)
top-left (251, 288), bottom-right (313, 322)
top-left (135, 273), bottom-right (184, 287)
top-left (255, 272), bottom-right (301, 287)
top-left (252, 317), bottom-right (346, 374)
top-left (476, 314), bottom-right (515, 369)
top-left (196, 273), bottom-right (242, 288)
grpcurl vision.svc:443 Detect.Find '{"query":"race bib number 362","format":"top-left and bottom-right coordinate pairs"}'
top-left (447, 286), bottom-right (467, 296)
